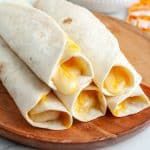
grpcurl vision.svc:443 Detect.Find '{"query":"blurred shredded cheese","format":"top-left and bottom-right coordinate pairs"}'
top-left (127, 0), bottom-right (150, 32)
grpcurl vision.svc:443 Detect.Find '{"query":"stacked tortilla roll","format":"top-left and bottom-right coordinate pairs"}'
top-left (0, 2), bottom-right (107, 125)
top-left (0, 0), bottom-right (149, 131)
top-left (55, 83), bottom-right (107, 121)
top-left (34, 0), bottom-right (150, 117)
top-left (0, 37), bottom-right (72, 130)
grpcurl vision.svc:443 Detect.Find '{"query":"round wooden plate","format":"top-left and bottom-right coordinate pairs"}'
top-left (0, 13), bottom-right (150, 150)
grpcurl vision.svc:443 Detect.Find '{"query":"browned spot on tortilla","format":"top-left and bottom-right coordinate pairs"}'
top-left (63, 18), bottom-right (72, 24)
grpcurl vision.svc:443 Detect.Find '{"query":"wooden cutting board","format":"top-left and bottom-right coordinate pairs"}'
top-left (0, 13), bottom-right (150, 150)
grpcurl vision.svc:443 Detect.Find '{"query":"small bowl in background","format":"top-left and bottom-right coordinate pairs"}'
top-left (69, 0), bottom-right (139, 13)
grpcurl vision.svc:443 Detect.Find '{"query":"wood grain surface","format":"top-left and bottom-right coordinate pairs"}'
top-left (0, 13), bottom-right (150, 150)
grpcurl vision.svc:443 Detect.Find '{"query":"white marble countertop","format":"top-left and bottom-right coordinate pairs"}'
top-left (0, 6), bottom-right (149, 150)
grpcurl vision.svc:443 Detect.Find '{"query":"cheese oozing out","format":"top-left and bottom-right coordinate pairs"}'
top-left (53, 39), bottom-right (89, 95)
top-left (113, 96), bottom-right (148, 116)
top-left (74, 89), bottom-right (102, 121)
top-left (104, 66), bottom-right (133, 96)
top-left (29, 94), bottom-right (70, 126)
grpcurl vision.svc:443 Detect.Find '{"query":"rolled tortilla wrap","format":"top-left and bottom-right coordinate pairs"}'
top-left (34, 0), bottom-right (141, 96)
top-left (0, 3), bottom-right (93, 96)
top-left (102, 51), bottom-right (141, 96)
top-left (107, 86), bottom-right (150, 117)
top-left (0, 37), bottom-right (72, 130)
top-left (55, 83), bottom-right (107, 122)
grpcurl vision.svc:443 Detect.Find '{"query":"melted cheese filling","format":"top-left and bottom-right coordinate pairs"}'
top-left (114, 96), bottom-right (146, 116)
top-left (29, 110), bottom-right (60, 122)
top-left (74, 90), bottom-right (101, 117)
top-left (66, 38), bottom-right (81, 53)
top-left (104, 66), bottom-right (133, 95)
top-left (29, 94), bottom-right (69, 126)
top-left (53, 39), bottom-right (88, 95)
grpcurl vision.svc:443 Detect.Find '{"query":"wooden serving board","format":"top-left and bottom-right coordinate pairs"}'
top-left (0, 13), bottom-right (150, 150)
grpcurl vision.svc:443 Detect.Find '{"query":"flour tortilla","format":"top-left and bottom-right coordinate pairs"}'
top-left (55, 83), bottom-right (107, 122)
top-left (102, 51), bottom-right (142, 96)
top-left (34, 0), bottom-right (141, 96)
top-left (33, 0), bottom-right (150, 116)
top-left (0, 37), bottom-right (72, 130)
top-left (107, 86), bottom-right (150, 117)
top-left (0, 3), bottom-right (93, 94)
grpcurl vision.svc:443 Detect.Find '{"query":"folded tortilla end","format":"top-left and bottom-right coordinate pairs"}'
top-left (111, 95), bottom-right (150, 117)
top-left (28, 93), bottom-right (73, 130)
top-left (52, 51), bottom-right (93, 95)
top-left (103, 66), bottom-right (134, 96)
top-left (72, 85), bottom-right (107, 122)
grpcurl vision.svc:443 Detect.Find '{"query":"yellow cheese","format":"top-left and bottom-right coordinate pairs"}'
top-left (104, 66), bottom-right (132, 95)
top-left (67, 38), bottom-right (81, 53)
top-left (53, 61), bottom-right (78, 95)
top-left (29, 111), bottom-right (60, 122)
top-left (53, 55), bottom-right (88, 95)
top-left (114, 102), bottom-right (127, 116)
top-left (113, 96), bottom-right (145, 116)
top-left (52, 38), bottom-right (89, 95)
top-left (29, 94), bottom-right (48, 115)
top-left (75, 91), bottom-right (100, 115)
top-left (29, 95), bottom-right (60, 122)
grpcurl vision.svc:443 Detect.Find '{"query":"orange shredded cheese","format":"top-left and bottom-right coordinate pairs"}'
top-left (127, 0), bottom-right (150, 31)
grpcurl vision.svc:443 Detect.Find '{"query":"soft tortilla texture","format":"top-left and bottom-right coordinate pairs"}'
top-left (102, 51), bottom-right (142, 96)
top-left (33, 0), bottom-right (149, 117)
top-left (0, 37), bottom-right (72, 130)
top-left (33, 0), bottom-right (140, 96)
top-left (107, 86), bottom-right (150, 117)
top-left (34, 0), bottom-right (141, 95)
top-left (34, 0), bottom-right (120, 90)
top-left (0, 3), bottom-right (67, 88)
top-left (55, 83), bottom-right (107, 122)
top-left (0, 3), bottom-right (93, 94)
